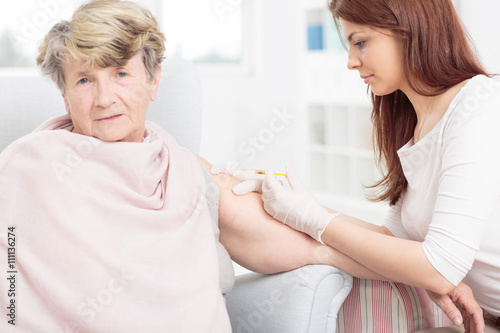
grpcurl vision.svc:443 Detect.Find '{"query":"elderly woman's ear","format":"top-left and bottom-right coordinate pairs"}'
top-left (150, 64), bottom-right (162, 102)
top-left (62, 93), bottom-right (71, 115)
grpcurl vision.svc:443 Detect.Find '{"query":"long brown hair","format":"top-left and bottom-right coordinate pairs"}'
top-left (329, 0), bottom-right (487, 205)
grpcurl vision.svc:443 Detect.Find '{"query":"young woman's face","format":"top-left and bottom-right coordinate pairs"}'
top-left (339, 19), bottom-right (406, 96)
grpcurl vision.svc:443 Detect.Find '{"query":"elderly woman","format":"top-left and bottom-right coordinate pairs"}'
top-left (0, 1), bottom-right (332, 332)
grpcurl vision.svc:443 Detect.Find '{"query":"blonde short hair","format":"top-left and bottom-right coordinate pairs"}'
top-left (37, 0), bottom-right (165, 92)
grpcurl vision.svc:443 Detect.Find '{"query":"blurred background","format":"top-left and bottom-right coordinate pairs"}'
top-left (2, 0), bottom-right (500, 225)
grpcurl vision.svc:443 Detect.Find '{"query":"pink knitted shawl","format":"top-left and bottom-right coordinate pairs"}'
top-left (0, 115), bottom-right (230, 332)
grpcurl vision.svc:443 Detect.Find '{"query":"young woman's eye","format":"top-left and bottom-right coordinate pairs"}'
top-left (78, 78), bottom-right (89, 84)
top-left (117, 72), bottom-right (127, 78)
top-left (354, 40), bottom-right (365, 48)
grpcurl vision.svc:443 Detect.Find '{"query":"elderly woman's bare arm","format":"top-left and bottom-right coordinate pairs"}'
top-left (196, 156), bottom-right (390, 277)
top-left (196, 156), bottom-right (323, 273)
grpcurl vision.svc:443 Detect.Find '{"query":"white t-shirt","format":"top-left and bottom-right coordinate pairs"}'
top-left (384, 75), bottom-right (500, 317)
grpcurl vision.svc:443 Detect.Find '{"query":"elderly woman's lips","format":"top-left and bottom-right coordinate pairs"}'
top-left (98, 114), bottom-right (123, 122)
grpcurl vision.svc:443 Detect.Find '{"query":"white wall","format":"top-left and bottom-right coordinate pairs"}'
top-left (198, 0), bottom-right (307, 177)
top-left (458, 0), bottom-right (500, 73)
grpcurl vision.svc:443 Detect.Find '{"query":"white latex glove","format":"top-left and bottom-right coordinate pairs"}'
top-left (211, 163), bottom-right (264, 195)
top-left (261, 164), bottom-right (342, 244)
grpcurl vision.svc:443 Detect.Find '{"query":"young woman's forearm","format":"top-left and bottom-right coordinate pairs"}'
top-left (321, 208), bottom-right (394, 280)
top-left (324, 207), bottom-right (394, 235)
top-left (324, 246), bottom-right (391, 280)
top-left (322, 218), bottom-right (455, 295)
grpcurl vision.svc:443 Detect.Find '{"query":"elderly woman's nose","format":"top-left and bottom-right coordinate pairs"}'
top-left (93, 80), bottom-right (116, 108)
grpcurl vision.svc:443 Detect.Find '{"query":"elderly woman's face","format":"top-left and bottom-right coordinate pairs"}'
top-left (61, 53), bottom-right (160, 142)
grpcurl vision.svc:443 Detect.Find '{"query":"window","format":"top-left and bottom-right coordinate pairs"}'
top-left (0, 0), bottom-right (81, 68)
top-left (162, 1), bottom-right (244, 64)
top-left (0, 0), bottom-right (247, 70)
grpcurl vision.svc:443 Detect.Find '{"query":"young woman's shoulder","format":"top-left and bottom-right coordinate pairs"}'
top-left (446, 75), bottom-right (500, 126)
top-left (458, 75), bottom-right (500, 105)
top-left (438, 75), bottom-right (500, 150)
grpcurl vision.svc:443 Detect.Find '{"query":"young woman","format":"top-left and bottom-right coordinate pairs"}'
top-left (217, 0), bottom-right (500, 332)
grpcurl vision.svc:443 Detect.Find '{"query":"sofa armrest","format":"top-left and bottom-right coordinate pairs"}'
top-left (225, 265), bottom-right (352, 333)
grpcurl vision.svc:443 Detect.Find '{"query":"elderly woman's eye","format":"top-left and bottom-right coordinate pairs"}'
top-left (78, 78), bottom-right (89, 84)
top-left (118, 72), bottom-right (128, 77)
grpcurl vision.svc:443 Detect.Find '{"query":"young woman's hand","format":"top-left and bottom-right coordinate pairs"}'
top-left (212, 163), bottom-right (341, 242)
top-left (427, 282), bottom-right (484, 333)
top-left (211, 163), bottom-right (264, 194)
top-left (260, 164), bottom-right (341, 243)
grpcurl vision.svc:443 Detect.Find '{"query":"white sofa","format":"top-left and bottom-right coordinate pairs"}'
top-left (0, 58), bottom-right (352, 332)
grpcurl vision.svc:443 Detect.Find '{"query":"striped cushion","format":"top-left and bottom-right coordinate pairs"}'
top-left (336, 278), bottom-right (454, 332)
